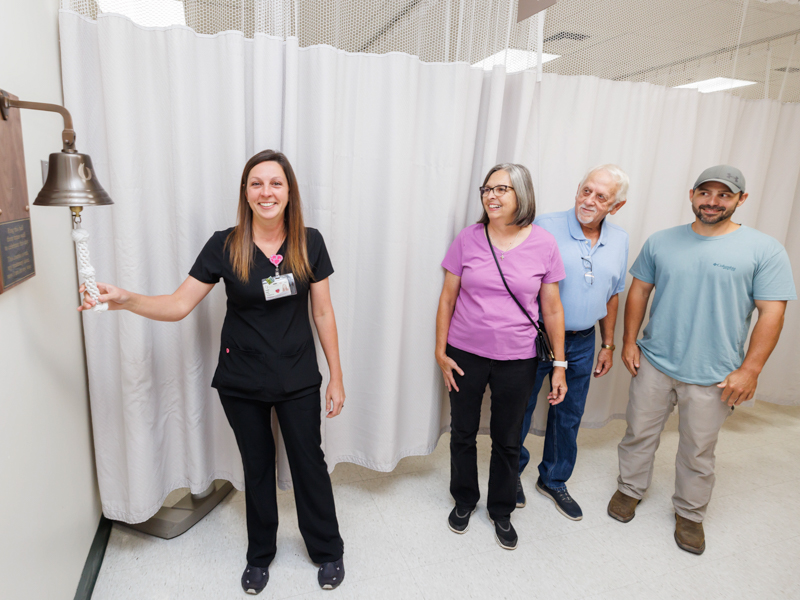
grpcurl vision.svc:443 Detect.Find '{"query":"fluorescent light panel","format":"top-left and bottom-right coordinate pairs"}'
top-left (98, 0), bottom-right (186, 27)
top-left (674, 77), bottom-right (757, 93)
top-left (473, 49), bottom-right (560, 73)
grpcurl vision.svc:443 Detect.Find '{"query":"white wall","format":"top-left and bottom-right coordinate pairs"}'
top-left (0, 1), bottom-right (102, 598)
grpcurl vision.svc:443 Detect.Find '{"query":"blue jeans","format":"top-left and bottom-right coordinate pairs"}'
top-left (518, 326), bottom-right (596, 489)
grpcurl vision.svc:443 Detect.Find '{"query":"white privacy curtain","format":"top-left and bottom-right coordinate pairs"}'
top-left (59, 11), bottom-right (800, 522)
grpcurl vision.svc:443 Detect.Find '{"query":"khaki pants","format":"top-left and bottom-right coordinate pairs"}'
top-left (617, 354), bottom-right (733, 522)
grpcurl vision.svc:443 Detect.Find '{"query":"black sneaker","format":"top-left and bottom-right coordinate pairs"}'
top-left (535, 477), bottom-right (583, 521)
top-left (488, 517), bottom-right (518, 550)
top-left (241, 564), bottom-right (269, 595)
top-left (318, 556), bottom-right (345, 590)
top-left (448, 506), bottom-right (475, 534)
top-left (516, 477), bottom-right (526, 508)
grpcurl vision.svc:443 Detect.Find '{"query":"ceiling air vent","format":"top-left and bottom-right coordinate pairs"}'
top-left (543, 31), bottom-right (589, 43)
top-left (775, 66), bottom-right (800, 73)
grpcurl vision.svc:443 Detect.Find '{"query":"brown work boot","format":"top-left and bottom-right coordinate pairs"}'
top-left (674, 514), bottom-right (705, 555)
top-left (607, 490), bottom-right (639, 523)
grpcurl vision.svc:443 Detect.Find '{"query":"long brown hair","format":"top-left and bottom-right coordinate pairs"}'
top-left (225, 150), bottom-right (313, 284)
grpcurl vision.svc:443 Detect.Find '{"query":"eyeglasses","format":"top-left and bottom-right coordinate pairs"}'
top-left (480, 185), bottom-right (514, 197)
top-left (581, 256), bottom-right (595, 286)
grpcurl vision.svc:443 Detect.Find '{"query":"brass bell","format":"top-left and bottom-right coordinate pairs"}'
top-left (34, 152), bottom-right (113, 208)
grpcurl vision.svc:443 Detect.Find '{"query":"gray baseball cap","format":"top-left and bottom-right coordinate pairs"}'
top-left (692, 165), bottom-right (746, 194)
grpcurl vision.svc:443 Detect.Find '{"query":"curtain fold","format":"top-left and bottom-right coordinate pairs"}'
top-left (59, 10), bottom-right (800, 522)
top-left (277, 43), bottom-right (504, 481)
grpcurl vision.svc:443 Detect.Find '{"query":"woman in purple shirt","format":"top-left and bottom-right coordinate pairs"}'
top-left (435, 163), bottom-right (568, 550)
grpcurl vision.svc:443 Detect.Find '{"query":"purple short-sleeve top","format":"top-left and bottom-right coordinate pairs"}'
top-left (442, 223), bottom-right (565, 360)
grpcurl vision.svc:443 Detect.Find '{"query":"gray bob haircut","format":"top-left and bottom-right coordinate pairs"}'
top-left (579, 164), bottom-right (630, 206)
top-left (478, 163), bottom-right (536, 227)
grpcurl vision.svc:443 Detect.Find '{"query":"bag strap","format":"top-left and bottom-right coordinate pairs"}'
top-left (484, 224), bottom-right (544, 336)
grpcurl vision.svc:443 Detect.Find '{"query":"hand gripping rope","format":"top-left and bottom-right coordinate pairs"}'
top-left (72, 209), bottom-right (108, 312)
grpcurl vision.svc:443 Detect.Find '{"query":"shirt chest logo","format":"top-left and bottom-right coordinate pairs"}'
top-left (712, 262), bottom-right (736, 272)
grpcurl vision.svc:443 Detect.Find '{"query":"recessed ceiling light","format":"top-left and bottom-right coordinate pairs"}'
top-left (674, 77), bottom-right (757, 93)
top-left (472, 49), bottom-right (560, 73)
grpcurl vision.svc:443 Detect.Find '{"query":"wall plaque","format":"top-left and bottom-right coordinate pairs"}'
top-left (1, 219), bottom-right (35, 289)
top-left (0, 90), bottom-right (35, 293)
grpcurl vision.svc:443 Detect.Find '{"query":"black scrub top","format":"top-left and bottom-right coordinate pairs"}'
top-left (189, 227), bottom-right (334, 402)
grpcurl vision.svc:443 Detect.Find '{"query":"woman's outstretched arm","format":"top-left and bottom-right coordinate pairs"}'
top-left (79, 275), bottom-right (214, 322)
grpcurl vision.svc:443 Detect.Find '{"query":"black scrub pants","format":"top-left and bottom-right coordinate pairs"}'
top-left (220, 391), bottom-right (344, 568)
top-left (447, 344), bottom-right (538, 521)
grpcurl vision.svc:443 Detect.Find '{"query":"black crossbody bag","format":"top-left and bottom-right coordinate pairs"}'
top-left (484, 224), bottom-right (555, 362)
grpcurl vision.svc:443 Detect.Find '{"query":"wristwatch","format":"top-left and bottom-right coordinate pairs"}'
top-left (552, 360), bottom-right (568, 368)
top-left (601, 344), bottom-right (616, 351)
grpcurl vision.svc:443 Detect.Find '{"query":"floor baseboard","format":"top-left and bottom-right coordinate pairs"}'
top-left (73, 515), bottom-right (113, 600)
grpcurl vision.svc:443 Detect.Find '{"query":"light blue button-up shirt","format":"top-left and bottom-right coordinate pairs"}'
top-left (535, 209), bottom-right (629, 331)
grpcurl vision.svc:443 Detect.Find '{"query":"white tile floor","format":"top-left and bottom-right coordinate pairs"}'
top-left (92, 401), bottom-right (800, 600)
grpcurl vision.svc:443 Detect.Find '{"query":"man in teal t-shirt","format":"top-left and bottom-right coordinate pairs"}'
top-left (606, 165), bottom-right (796, 555)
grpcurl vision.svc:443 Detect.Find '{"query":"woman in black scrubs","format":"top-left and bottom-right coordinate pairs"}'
top-left (80, 150), bottom-right (346, 594)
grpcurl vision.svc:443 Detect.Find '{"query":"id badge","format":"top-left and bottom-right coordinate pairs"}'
top-left (262, 273), bottom-right (297, 301)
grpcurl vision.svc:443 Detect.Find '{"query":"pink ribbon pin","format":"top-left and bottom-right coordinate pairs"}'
top-left (269, 254), bottom-right (283, 267)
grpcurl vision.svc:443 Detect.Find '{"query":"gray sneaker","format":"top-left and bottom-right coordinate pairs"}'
top-left (448, 506), bottom-right (475, 534)
top-left (489, 517), bottom-right (518, 550)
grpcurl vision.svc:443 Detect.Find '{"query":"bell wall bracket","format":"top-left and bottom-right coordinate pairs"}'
top-left (1, 89), bottom-right (76, 152)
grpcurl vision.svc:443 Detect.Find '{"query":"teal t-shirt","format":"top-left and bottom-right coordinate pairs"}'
top-left (630, 224), bottom-right (796, 386)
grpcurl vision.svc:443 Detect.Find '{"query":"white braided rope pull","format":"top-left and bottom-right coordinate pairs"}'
top-left (72, 227), bottom-right (108, 312)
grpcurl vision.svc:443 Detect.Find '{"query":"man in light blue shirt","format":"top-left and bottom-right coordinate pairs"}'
top-left (518, 165), bottom-right (630, 520)
top-left (608, 165), bottom-right (796, 555)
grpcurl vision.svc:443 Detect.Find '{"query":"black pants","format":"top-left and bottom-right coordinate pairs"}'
top-left (220, 391), bottom-right (344, 567)
top-left (447, 344), bottom-right (538, 521)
